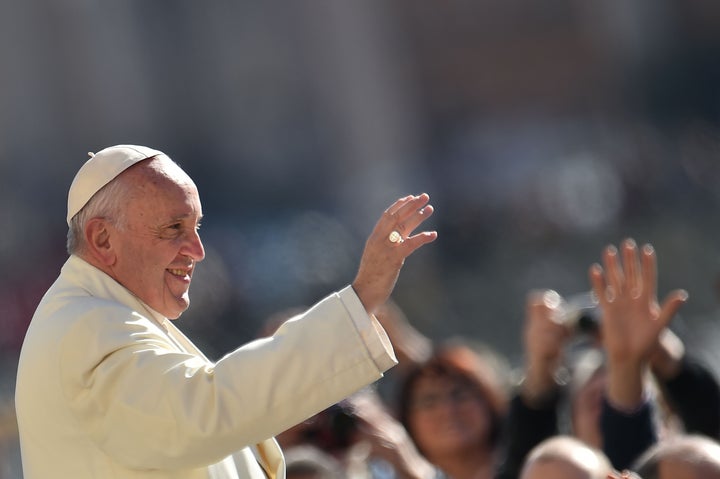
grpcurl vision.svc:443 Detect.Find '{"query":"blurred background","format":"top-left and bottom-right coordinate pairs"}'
top-left (3, 0), bottom-right (720, 476)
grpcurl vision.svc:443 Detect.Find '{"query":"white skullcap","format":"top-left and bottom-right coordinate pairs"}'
top-left (66, 144), bottom-right (165, 225)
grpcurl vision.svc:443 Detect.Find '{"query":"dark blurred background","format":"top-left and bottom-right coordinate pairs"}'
top-left (3, 1), bottom-right (720, 476)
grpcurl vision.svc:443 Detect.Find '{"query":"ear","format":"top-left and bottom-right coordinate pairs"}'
top-left (84, 217), bottom-right (117, 266)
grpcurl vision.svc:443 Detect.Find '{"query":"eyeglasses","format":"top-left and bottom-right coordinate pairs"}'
top-left (410, 385), bottom-right (479, 412)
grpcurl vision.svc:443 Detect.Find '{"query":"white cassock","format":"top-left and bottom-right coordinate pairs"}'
top-left (16, 255), bottom-right (397, 479)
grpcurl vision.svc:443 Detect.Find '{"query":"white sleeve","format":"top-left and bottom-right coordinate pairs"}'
top-left (60, 288), bottom-right (397, 470)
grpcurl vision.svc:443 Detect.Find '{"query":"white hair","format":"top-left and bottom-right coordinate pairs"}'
top-left (66, 174), bottom-right (132, 255)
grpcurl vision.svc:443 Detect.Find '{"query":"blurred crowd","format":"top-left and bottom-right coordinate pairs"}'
top-left (6, 223), bottom-right (720, 478)
top-left (256, 239), bottom-right (720, 479)
top-left (3, 1), bottom-right (720, 478)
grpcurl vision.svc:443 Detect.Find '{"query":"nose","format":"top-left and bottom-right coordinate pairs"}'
top-left (183, 228), bottom-right (205, 262)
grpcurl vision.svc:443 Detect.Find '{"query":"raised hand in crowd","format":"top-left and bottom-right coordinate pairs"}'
top-left (344, 389), bottom-right (436, 479)
top-left (496, 289), bottom-right (581, 479)
top-left (520, 290), bottom-right (572, 408)
top-left (589, 239), bottom-right (688, 412)
top-left (588, 238), bottom-right (688, 470)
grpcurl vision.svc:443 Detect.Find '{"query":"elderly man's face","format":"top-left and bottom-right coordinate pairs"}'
top-left (109, 156), bottom-right (205, 319)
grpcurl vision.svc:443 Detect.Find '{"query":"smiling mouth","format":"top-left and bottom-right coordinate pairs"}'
top-left (167, 268), bottom-right (191, 278)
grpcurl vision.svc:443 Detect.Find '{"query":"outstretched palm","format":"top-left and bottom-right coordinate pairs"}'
top-left (589, 240), bottom-right (687, 366)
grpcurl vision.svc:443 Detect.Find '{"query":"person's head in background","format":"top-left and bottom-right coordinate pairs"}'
top-left (284, 445), bottom-right (346, 479)
top-left (520, 435), bottom-right (617, 479)
top-left (566, 345), bottom-right (680, 450)
top-left (632, 434), bottom-right (720, 479)
top-left (396, 338), bottom-right (509, 471)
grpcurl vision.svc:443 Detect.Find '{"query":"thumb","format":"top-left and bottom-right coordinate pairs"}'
top-left (657, 289), bottom-right (689, 328)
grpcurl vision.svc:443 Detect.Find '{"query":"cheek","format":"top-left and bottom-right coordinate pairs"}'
top-left (467, 403), bottom-right (494, 435)
top-left (408, 412), bottom-right (427, 434)
top-left (122, 247), bottom-right (164, 290)
top-left (408, 412), bottom-right (436, 445)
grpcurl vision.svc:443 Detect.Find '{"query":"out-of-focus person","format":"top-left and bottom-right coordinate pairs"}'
top-left (395, 339), bottom-right (510, 479)
top-left (631, 434), bottom-right (720, 479)
top-left (589, 239), bottom-right (688, 470)
top-left (496, 288), bottom-right (606, 479)
top-left (263, 307), bottom-right (435, 479)
top-left (497, 238), bottom-right (720, 478)
top-left (518, 435), bottom-right (617, 479)
top-left (283, 445), bottom-right (346, 479)
top-left (273, 388), bottom-right (437, 479)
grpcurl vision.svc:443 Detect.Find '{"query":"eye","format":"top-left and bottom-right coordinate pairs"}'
top-left (158, 223), bottom-right (184, 238)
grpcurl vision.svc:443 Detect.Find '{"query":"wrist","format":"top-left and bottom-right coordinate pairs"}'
top-left (520, 368), bottom-right (563, 408)
top-left (606, 362), bottom-right (647, 411)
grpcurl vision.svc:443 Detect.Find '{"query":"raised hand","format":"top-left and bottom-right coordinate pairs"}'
top-left (588, 238), bottom-right (687, 409)
top-left (347, 391), bottom-right (435, 479)
top-left (352, 194), bottom-right (437, 315)
top-left (521, 290), bottom-right (572, 406)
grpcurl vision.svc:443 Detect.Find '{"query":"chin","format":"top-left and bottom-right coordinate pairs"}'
top-left (164, 295), bottom-right (191, 320)
top-left (168, 304), bottom-right (190, 320)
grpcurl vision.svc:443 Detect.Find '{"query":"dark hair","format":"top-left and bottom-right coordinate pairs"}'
top-left (396, 339), bottom-right (508, 455)
top-left (284, 445), bottom-right (344, 479)
top-left (300, 401), bottom-right (358, 452)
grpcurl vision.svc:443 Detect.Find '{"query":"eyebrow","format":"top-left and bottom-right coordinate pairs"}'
top-left (165, 213), bottom-right (203, 225)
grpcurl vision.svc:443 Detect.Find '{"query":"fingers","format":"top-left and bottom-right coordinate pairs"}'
top-left (525, 289), bottom-right (564, 326)
top-left (384, 195), bottom-right (417, 216)
top-left (641, 243), bottom-right (657, 301)
top-left (384, 193), bottom-right (434, 242)
top-left (657, 288), bottom-right (689, 329)
top-left (383, 193), bottom-right (437, 251)
top-left (352, 194), bottom-right (437, 314)
top-left (611, 470), bottom-right (641, 479)
top-left (589, 263), bottom-right (607, 304)
top-left (603, 244), bottom-right (623, 297)
top-left (384, 194), bottom-right (430, 224)
top-left (593, 239), bottom-right (656, 302)
top-left (400, 231), bottom-right (438, 256)
top-left (524, 290), bottom-right (570, 359)
top-left (621, 239), bottom-right (641, 298)
top-left (398, 205), bottom-right (435, 241)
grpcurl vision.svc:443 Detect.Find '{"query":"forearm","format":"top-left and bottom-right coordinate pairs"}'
top-left (600, 396), bottom-right (656, 471)
top-left (603, 352), bottom-right (654, 469)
